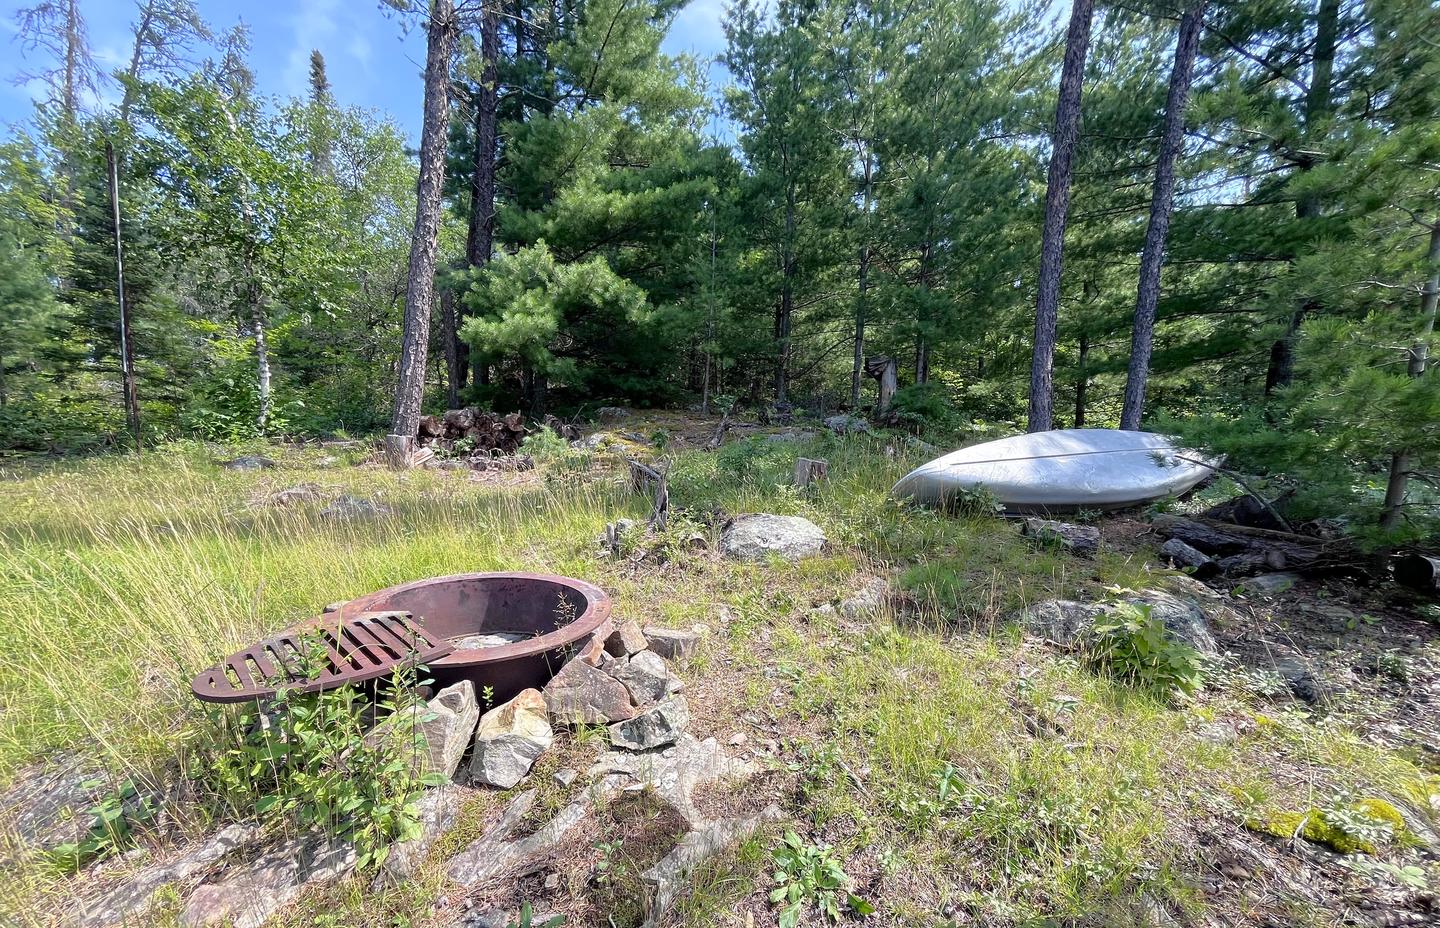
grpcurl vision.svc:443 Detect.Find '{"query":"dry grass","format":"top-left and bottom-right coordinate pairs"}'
top-left (3, 428), bottom-right (1437, 927)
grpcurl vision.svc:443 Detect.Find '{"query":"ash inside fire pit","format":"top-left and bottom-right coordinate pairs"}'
top-left (340, 572), bottom-right (612, 704)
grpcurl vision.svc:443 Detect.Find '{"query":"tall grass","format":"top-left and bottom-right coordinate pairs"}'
top-left (0, 448), bottom-right (626, 779)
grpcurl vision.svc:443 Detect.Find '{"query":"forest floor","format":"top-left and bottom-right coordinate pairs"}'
top-left (2, 411), bottom-right (1440, 927)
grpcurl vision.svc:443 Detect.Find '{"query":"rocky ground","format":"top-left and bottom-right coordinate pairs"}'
top-left (3, 413), bottom-right (1440, 928)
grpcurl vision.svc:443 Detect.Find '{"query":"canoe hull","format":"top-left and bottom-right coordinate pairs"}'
top-left (892, 429), bottom-right (1216, 514)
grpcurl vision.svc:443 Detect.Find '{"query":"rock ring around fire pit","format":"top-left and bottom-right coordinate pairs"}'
top-left (339, 572), bottom-right (613, 704)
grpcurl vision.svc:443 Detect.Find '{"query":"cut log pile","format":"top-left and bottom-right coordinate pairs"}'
top-left (1152, 513), bottom-right (1336, 578)
top-left (416, 409), bottom-right (528, 453)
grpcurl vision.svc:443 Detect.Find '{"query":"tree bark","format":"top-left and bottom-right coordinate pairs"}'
top-left (1120, 0), bottom-right (1205, 431)
top-left (1264, 0), bottom-right (1339, 395)
top-left (106, 140), bottom-right (141, 451)
top-left (391, 0), bottom-right (457, 446)
top-left (1027, 0), bottom-right (1095, 432)
top-left (440, 285), bottom-right (462, 409)
top-left (1380, 221), bottom-right (1440, 534)
top-left (1074, 330), bottom-right (1089, 428)
top-left (457, 2), bottom-right (501, 388)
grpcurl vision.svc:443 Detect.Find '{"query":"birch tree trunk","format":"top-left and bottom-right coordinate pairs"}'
top-left (1027, 0), bottom-right (1095, 432)
top-left (391, 0), bottom-right (457, 447)
top-left (1120, 0), bottom-right (1205, 431)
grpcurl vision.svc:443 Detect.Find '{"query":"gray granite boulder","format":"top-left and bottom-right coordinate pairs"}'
top-left (469, 689), bottom-right (553, 788)
top-left (720, 514), bottom-right (825, 561)
top-left (610, 651), bottom-right (683, 707)
top-left (543, 658), bottom-right (636, 725)
top-left (609, 696), bottom-right (690, 750)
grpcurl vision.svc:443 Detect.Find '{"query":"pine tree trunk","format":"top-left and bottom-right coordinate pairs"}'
top-left (1120, 0), bottom-right (1205, 431)
top-left (1265, 0), bottom-right (1339, 395)
top-left (1380, 222), bottom-right (1440, 534)
top-left (458, 2), bottom-right (501, 389)
top-left (391, 0), bottom-right (457, 445)
top-left (1027, 0), bottom-right (1095, 432)
top-left (440, 286), bottom-right (462, 409)
top-left (1074, 331), bottom-right (1089, 428)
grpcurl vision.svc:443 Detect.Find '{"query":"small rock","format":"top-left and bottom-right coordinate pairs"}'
top-left (321, 601), bottom-right (347, 614)
top-left (643, 627), bottom-right (702, 661)
top-left (1017, 600), bottom-right (1105, 646)
top-left (823, 414), bottom-right (870, 435)
top-left (181, 832), bottom-right (355, 928)
top-left (366, 681), bottom-right (479, 779)
top-left (1160, 538), bottom-right (1219, 578)
top-left (610, 651), bottom-right (683, 707)
top-left (321, 495), bottom-right (391, 520)
top-left (543, 658), bottom-right (637, 725)
top-left (220, 455), bottom-right (275, 471)
top-left (727, 733), bottom-right (746, 747)
top-left (469, 689), bottom-right (554, 789)
top-left (260, 484), bottom-right (323, 507)
top-left (543, 872), bottom-right (560, 890)
top-left (596, 406), bottom-right (630, 422)
top-left (1242, 572), bottom-right (1301, 595)
top-left (609, 696), bottom-right (690, 750)
top-left (604, 619), bottom-right (649, 658)
top-left (553, 768), bottom-right (578, 789)
top-left (1121, 589), bottom-right (1219, 656)
top-left (1022, 518), bottom-right (1100, 558)
top-left (838, 577), bottom-right (889, 618)
top-left (1272, 650), bottom-right (1323, 704)
top-left (719, 513), bottom-right (826, 561)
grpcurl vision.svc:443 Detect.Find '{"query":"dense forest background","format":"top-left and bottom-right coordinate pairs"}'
top-left (2, 0), bottom-right (1439, 545)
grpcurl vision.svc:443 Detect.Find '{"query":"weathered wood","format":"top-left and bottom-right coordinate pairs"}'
top-left (793, 458), bottom-right (828, 488)
top-left (626, 459), bottom-right (670, 532)
top-left (1151, 514), bottom-right (1252, 556)
top-left (384, 434), bottom-right (416, 470)
top-left (1159, 538), bottom-right (1219, 578)
top-left (1395, 553), bottom-right (1440, 594)
top-left (864, 356), bottom-right (897, 420)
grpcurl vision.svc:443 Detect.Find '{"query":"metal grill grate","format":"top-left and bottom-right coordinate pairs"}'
top-left (190, 611), bottom-right (453, 703)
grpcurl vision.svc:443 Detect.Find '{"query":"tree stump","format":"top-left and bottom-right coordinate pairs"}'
top-left (384, 434), bottom-right (416, 470)
top-left (865, 356), bottom-right (898, 420)
top-left (794, 458), bottom-right (828, 488)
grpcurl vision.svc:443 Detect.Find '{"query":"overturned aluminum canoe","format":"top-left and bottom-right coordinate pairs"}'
top-left (891, 428), bottom-right (1217, 513)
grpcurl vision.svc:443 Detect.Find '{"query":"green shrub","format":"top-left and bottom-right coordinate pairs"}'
top-left (193, 659), bottom-right (442, 870)
top-left (891, 382), bottom-right (964, 436)
top-left (769, 831), bottom-right (873, 927)
top-left (1084, 603), bottom-right (1206, 697)
top-left (521, 425), bottom-right (572, 462)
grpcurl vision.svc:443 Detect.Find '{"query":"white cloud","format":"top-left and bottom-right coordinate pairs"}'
top-left (347, 32), bottom-right (373, 68)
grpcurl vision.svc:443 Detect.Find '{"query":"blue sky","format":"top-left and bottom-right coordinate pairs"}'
top-left (0, 0), bottom-right (731, 142)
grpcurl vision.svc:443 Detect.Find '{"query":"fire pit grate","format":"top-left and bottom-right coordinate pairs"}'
top-left (191, 611), bottom-right (454, 704)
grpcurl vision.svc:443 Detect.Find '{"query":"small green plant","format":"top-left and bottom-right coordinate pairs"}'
top-left (521, 426), bottom-right (572, 463)
top-left (593, 837), bottom-right (624, 887)
top-left (45, 779), bottom-right (157, 871)
top-left (507, 902), bottom-right (565, 928)
top-left (194, 651), bottom-right (442, 871)
top-left (1085, 603), bottom-right (1206, 697)
top-left (939, 484), bottom-right (1004, 517)
top-left (770, 831), bottom-right (873, 927)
